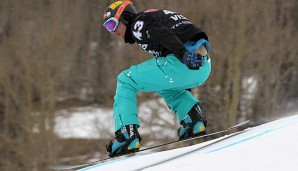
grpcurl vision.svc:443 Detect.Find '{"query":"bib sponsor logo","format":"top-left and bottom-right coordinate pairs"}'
top-left (170, 14), bottom-right (188, 21)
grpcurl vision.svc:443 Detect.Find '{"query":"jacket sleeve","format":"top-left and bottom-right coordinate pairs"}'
top-left (132, 15), bottom-right (186, 59)
top-left (146, 22), bottom-right (186, 59)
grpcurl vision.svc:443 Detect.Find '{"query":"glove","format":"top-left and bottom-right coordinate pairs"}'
top-left (181, 51), bottom-right (205, 70)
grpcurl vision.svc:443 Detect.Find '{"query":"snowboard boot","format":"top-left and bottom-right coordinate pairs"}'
top-left (177, 104), bottom-right (207, 140)
top-left (106, 124), bottom-right (142, 157)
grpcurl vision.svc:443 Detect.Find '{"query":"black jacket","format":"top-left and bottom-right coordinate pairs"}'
top-left (124, 9), bottom-right (208, 59)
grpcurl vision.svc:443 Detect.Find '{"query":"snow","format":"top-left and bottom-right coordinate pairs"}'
top-left (55, 106), bottom-right (114, 139)
top-left (77, 112), bottom-right (298, 171)
top-left (54, 98), bottom-right (177, 139)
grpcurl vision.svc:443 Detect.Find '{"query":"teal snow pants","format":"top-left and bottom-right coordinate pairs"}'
top-left (113, 53), bottom-right (211, 131)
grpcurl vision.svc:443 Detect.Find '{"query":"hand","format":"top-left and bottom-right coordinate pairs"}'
top-left (181, 51), bottom-right (205, 70)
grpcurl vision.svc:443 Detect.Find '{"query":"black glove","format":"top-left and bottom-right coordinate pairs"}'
top-left (181, 51), bottom-right (205, 70)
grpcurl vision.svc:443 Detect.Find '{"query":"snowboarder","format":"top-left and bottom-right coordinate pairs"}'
top-left (103, 0), bottom-right (211, 157)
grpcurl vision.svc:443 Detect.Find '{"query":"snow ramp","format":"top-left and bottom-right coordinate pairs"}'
top-left (79, 113), bottom-right (298, 171)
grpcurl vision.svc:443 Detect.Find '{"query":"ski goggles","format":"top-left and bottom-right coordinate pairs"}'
top-left (103, 1), bottom-right (133, 32)
top-left (103, 17), bottom-right (120, 32)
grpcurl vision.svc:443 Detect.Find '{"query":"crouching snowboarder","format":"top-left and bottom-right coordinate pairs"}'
top-left (102, 0), bottom-right (211, 157)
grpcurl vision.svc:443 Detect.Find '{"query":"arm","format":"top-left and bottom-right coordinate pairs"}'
top-left (132, 15), bottom-right (205, 70)
top-left (147, 23), bottom-right (206, 70)
top-left (146, 22), bottom-right (186, 59)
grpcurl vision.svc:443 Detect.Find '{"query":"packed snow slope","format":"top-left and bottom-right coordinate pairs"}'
top-left (79, 113), bottom-right (298, 171)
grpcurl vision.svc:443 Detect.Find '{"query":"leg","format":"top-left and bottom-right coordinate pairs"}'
top-left (109, 57), bottom-right (175, 157)
top-left (109, 72), bottom-right (142, 157)
top-left (157, 89), bottom-right (199, 121)
top-left (108, 54), bottom-right (211, 156)
top-left (113, 56), bottom-right (172, 131)
top-left (113, 72), bottom-right (140, 131)
top-left (113, 54), bottom-right (211, 131)
top-left (158, 89), bottom-right (207, 140)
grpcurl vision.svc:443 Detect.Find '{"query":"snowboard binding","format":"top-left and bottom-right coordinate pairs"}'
top-left (178, 104), bottom-right (207, 140)
top-left (106, 124), bottom-right (142, 157)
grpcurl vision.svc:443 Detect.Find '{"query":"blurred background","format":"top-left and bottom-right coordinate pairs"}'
top-left (0, 0), bottom-right (297, 170)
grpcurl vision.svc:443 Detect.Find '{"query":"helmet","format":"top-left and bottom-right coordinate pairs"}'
top-left (103, 1), bottom-right (137, 26)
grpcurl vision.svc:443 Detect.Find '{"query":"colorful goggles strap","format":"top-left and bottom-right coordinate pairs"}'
top-left (114, 1), bottom-right (133, 21)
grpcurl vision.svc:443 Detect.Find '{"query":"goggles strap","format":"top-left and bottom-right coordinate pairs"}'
top-left (114, 1), bottom-right (133, 20)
